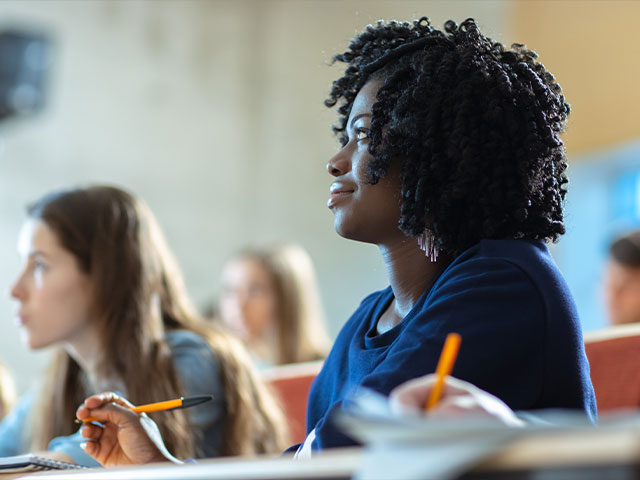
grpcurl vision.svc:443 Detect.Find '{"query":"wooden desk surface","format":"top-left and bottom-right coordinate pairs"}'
top-left (8, 425), bottom-right (640, 480)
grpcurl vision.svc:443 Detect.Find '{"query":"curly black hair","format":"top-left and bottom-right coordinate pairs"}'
top-left (326, 17), bottom-right (570, 257)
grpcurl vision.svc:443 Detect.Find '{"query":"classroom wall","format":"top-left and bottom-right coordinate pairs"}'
top-left (0, 1), bottom-right (506, 393)
top-left (510, 0), bottom-right (640, 155)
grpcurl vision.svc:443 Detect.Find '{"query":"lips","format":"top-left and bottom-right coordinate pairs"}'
top-left (328, 182), bottom-right (355, 208)
top-left (15, 313), bottom-right (27, 326)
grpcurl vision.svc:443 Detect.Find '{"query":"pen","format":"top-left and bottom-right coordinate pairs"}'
top-left (425, 332), bottom-right (462, 411)
top-left (77, 394), bottom-right (214, 423)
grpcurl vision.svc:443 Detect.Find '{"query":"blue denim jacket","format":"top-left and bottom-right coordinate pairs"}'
top-left (0, 330), bottom-right (224, 466)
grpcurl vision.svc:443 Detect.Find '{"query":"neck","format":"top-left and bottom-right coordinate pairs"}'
top-left (247, 327), bottom-right (279, 365)
top-left (63, 326), bottom-right (104, 390)
top-left (379, 236), bottom-right (449, 319)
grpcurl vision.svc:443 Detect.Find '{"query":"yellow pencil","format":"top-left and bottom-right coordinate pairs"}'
top-left (425, 333), bottom-right (462, 411)
top-left (78, 395), bottom-right (213, 423)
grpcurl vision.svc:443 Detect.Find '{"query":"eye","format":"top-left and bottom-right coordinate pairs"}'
top-left (355, 128), bottom-right (370, 141)
top-left (33, 260), bottom-right (47, 272)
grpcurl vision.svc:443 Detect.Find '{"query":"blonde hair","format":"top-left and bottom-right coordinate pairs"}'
top-left (229, 244), bottom-right (331, 365)
top-left (0, 362), bottom-right (17, 421)
top-left (26, 186), bottom-right (288, 456)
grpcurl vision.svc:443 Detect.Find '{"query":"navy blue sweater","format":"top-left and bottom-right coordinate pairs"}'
top-left (304, 239), bottom-right (597, 451)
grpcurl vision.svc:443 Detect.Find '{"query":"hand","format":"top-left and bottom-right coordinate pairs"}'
top-left (389, 374), bottom-right (525, 427)
top-left (76, 392), bottom-right (181, 466)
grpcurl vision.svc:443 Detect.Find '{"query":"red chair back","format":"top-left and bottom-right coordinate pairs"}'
top-left (584, 324), bottom-right (640, 412)
top-left (262, 361), bottom-right (323, 445)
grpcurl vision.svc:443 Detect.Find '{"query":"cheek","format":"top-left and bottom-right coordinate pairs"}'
top-left (39, 277), bottom-right (92, 330)
top-left (245, 297), bottom-right (276, 330)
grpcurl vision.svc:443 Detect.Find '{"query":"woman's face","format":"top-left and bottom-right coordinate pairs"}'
top-left (10, 219), bottom-right (94, 350)
top-left (219, 258), bottom-right (277, 342)
top-left (326, 79), bottom-right (403, 245)
top-left (603, 260), bottom-right (640, 325)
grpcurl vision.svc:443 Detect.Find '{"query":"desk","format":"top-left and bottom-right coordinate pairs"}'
top-left (9, 426), bottom-right (640, 480)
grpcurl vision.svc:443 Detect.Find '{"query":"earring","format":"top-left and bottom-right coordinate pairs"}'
top-left (418, 229), bottom-right (439, 262)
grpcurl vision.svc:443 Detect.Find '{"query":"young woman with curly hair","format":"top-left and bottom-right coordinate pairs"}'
top-left (76, 17), bottom-right (596, 464)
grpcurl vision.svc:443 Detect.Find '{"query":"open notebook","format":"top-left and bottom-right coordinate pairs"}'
top-left (0, 454), bottom-right (88, 473)
top-left (335, 388), bottom-right (605, 480)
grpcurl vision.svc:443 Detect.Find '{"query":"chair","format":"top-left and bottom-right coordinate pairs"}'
top-left (262, 360), bottom-right (323, 445)
top-left (583, 323), bottom-right (640, 412)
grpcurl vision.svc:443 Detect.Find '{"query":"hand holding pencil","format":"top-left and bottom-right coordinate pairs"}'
top-left (76, 392), bottom-right (186, 467)
top-left (389, 333), bottom-right (523, 426)
top-left (77, 394), bottom-right (213, 424)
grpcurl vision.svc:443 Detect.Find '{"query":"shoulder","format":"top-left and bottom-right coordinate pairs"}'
top-left (436, 239), bottom-right (566, 298)
top-left (166, 329), bottom-right (213, 352)
top-left (423, 238), bottom-right (578, 335)
top-left (166, 330), bottom-right (224, 404)
top-left (165, 330), bottom-right (220, 377)
top-left (451, 239), bottom-right (560, 278)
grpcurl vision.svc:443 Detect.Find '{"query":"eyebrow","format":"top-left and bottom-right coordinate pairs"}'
top-left (349, 113), bottom-right (371, 129)
top-left (28, 250), bottom-right (50, 259)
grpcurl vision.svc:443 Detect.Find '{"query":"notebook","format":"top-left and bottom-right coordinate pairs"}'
top-left (0, 454), bottom-right (88, 473)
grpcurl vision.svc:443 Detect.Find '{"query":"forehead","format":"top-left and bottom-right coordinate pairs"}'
top-left (17, 219), bottom-right (62, 256)
top-left (348, 79), bottom-right (382, 122)
top-left (607, 260), bottom-right (640, 279)
top-left (223, 257), bottom-right (270, 282)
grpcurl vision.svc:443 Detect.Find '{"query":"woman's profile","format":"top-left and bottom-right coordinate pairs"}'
top-left (1, 185), bottom-right (287, 464)
top-left (76, 17), bottom-right (596, 464)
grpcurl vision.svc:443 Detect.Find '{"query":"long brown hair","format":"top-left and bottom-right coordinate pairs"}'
top-left (0, 362), bottom-right (16, 421)
top-left (231, 244), bottom-right (330, 365)
top-left (27, 185), bottom-right (288, 456)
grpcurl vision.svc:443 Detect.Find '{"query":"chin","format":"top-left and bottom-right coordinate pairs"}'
top-left (334, 214), bottom-right (357, 240)
top-left (21, 333), bottom-right (49, 351)
top-left (334, 220), bottom-right (372, 244)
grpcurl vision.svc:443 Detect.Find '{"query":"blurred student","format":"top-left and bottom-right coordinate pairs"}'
top-left (0, 185), bottom-right (287, 465)
top-left (219, 244), bottom-right (330, 366)
top-left (603, 230), bottom-right (640, 325)
top-left (0, 362), bottom-right (16, 421)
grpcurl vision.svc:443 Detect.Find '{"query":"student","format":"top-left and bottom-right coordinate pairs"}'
top-left (0, 362), bottom-right (16, 421)
top-left (0, 185), bottom-right (287, 465)
top-left (218, 244), bottom-right (330, 367)
top-left (603, 230), bottom-right (640, 325)
top-left (77, 17), bottom-right (596, 465)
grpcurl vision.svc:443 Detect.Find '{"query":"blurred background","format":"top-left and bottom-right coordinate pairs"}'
top-left (0, 0), bottom-right (638, 393)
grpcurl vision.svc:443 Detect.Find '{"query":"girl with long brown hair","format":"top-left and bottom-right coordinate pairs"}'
top-left (218, 244), bottom-right (330, 367)
top-left (0, 185), bottom-right (288, 465)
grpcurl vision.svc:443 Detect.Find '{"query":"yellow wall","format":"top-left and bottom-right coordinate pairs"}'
top-left (511, 1), bottom-right (640, 155)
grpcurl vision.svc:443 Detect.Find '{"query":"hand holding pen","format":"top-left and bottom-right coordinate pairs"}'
top-left (389, 334), bottom-right (523, 426)
top-left (76, 392), bottom-right (211, 467)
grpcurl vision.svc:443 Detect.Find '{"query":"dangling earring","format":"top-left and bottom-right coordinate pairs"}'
top-left (418, 229), bottom-right (439, 262)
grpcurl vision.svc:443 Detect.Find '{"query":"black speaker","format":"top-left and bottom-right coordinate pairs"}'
top-left (0, 30), bottom-right (51, 121)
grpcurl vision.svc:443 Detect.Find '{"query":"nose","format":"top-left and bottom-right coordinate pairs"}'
top-left (327, 146), bottom-right (351, 177)
top-left (10, 267), bottom-right (29, 301)
top-left (10, 276), bottom-right (25, 301)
